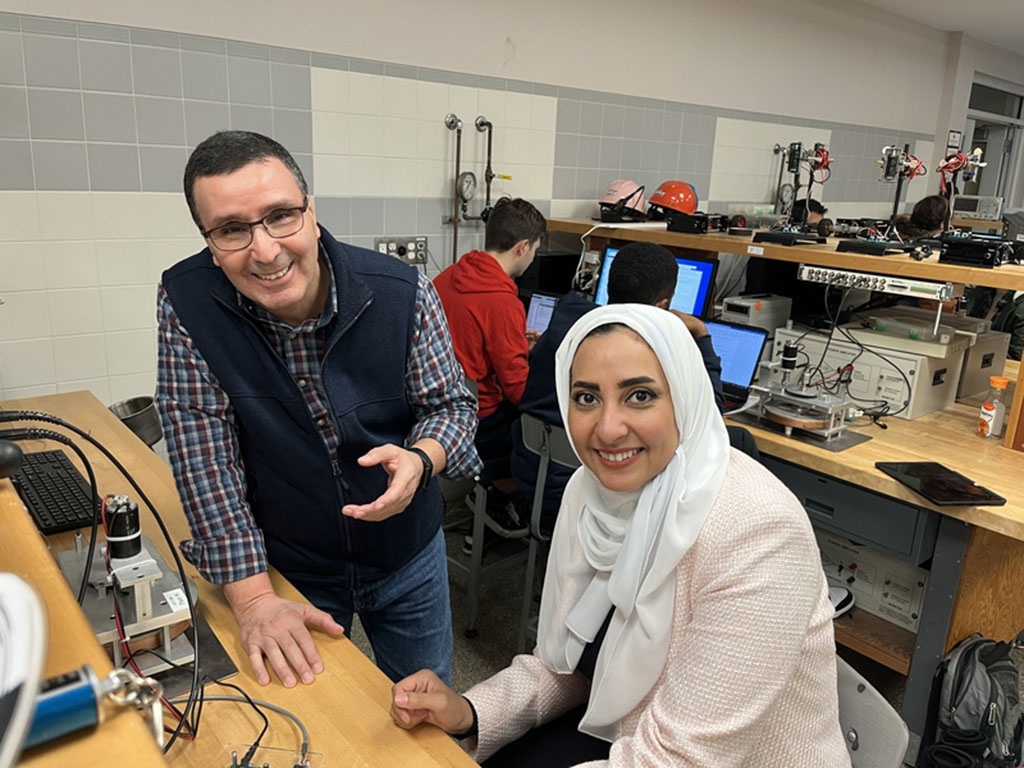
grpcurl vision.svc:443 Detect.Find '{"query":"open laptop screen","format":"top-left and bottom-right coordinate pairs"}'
top-left (704, 320), bottom-right (768, 391)
top-left (594, 246), bottom-right (717, 318)
top-left (525, 291), bottom-right (558, 334)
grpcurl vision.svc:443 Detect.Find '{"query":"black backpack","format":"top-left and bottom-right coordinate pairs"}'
top-left (920, 633), bottom-right (1024, 768)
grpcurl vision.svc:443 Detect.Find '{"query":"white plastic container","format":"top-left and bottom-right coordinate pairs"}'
top-left (977, 375), bottom-right (1010, 438)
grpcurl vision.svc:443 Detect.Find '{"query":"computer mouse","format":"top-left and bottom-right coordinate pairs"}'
top-left (0, 439), bottom-right (24, 479)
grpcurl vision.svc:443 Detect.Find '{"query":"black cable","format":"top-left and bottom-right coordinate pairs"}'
top-left (792, 282), bottom-right (912, 424)
top-left (122, 649), bottom-right (196, 732)
top-left (0, 427), bottom-right (100, 604)
top-left (842, 384), bottom-right (893, 427)
top-left (0, 410), bottom-right (200, 752)
top-left (805, 282), bottom-right (851, 387)
top-left (124, 649), bottom-right (274, 762)
top-left (831, 322), bottom-right (912, 420)
top-left (815, 318), bottom-right (867, 395)
top-left (117, 631), bottom-right (196, 740)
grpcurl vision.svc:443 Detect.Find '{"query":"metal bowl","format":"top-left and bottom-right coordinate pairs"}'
top-left (109, 396), bottom-right (163, 447)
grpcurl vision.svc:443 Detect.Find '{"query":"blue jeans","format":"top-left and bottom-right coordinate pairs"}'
top-left (289, 527), bottom-right (453, 684)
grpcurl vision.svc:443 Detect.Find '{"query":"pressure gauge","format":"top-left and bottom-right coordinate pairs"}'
top-left (457, 171), bottom-right (477, 201)
top-left (778, 183), bottom-right (794, 215)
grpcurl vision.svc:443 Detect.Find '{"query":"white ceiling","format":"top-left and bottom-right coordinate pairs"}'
top-left (858, 0), bottom-right (1024, 55)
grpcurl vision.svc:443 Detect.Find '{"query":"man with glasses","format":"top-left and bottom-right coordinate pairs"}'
top-left (156, 131), bottom-right (479, 689)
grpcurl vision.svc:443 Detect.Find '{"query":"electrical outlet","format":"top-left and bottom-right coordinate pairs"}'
top-left (374, 236), bottom-right (428, 265)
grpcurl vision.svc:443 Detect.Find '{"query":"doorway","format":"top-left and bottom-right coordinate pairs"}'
top-left (964, 80), bottom-right (1024, 206)
top-left (963, 118), bottom-right (1020, 199)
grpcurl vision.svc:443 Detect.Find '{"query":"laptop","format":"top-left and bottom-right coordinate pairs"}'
top-left (525, 291), bottom-right (559, 334)
top-left (704, 319), bottom-right (769, 411)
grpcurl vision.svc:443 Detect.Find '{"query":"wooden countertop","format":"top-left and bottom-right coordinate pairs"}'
top-left (729, 393), bottom-right (1024, 542)
top-left (550, 217), bottom-right (1024, 453)
top-left (3, 481), bottom-right (167, 766)
top-left (0, 392), bottom-right (475, 768)
top-left (547, 218), bottom-right (1024, 291)
top-left (951, 218), bottom-right (1003, 230)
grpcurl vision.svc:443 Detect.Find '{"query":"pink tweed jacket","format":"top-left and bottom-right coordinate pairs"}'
top-left (463, 449), bottom-right (852, 767)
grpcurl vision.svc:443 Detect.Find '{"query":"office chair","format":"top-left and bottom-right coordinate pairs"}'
top-left (836, 654), bottom-right (909, 768)
top-left (445, 379), bottom-right (529, 638)
top-left (516, 413), bottom-right (580, 654)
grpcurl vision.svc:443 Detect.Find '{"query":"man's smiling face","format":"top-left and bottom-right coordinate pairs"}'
top-left (194, 157), bottom-right (324, 327)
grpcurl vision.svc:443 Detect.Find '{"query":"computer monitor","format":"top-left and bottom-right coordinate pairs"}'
top-left (525, 291), bottom-right (558, 334)
top-left (594, 246), bottom-right (717, 318)
top-left (704, 319), bottom-right (768, 394)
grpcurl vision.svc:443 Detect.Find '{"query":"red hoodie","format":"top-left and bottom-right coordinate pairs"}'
top-left (434, 250), bottom-right (529, 418)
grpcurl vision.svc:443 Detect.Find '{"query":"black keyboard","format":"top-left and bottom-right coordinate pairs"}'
top-left (10, 449), bottom-right (99, 534)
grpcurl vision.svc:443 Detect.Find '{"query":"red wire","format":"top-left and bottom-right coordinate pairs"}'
top-left (808, 364), bottom-right (853, 388)
top-left (938, 152), bottom-right (968, 174)
top-left (905, 154), bottom-right (925, 181)
top-left (813, 147), bottom-right (831, 184)
top-left (102, 494), bottom-right (194, 738)
top-left (937, 152), bottom-right (968, 197)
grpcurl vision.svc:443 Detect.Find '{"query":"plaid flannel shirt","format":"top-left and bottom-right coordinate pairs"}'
top-left (156, 258), bottom-right (480, 584)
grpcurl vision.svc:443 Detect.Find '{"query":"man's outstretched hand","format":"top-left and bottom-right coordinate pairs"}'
top-left (224, 573), bottom-right (345, 687)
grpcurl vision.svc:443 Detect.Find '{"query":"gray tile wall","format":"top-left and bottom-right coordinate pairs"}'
top-left (822, 130), bottom-right (922, 204)
top-left (0, 11), bottom-right (934, 217)
top-left (0, 14), bottom-right (314, 195)
top-left (554, 97), bottom-right (717, 203)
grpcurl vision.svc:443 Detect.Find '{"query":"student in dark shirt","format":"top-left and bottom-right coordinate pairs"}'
top-left (510, 242), bottom-right (729, 521)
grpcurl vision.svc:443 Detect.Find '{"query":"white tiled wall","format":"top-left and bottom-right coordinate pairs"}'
top-left (0, 29), bottom-right (938, 408)
top-left (310, 68), bottom-right (557, 203)
top-left (0, 190), bottom-right (202, 404)
top-left (1, 68), bottom-right (561, 406)
top-left (710, 119), bottom-right (832, 204)
top-left (550, 199), bottom-right (598, 219)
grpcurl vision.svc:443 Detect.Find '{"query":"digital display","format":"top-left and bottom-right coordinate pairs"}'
top-left (723, 302), bottom-right (750, 316)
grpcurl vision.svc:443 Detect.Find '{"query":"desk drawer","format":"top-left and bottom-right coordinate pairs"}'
top-left (762, 455), bottom-right (939, 566)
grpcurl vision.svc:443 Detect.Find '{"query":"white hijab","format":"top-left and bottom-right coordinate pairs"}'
top-left (537, 304), bottom-right (730, 741)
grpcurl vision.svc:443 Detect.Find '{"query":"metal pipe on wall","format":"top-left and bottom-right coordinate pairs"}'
top-left (444, 112), bottom-right (463, 266)
top-left (476, 115), bottom-right (494, 210)
top-left (462, 116), bottom-right (496, 223)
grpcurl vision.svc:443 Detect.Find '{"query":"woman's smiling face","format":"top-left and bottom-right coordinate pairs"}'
top-left (567, 326), bottom-right (679, 493)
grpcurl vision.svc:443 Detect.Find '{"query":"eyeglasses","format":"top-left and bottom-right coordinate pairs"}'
top-left (201, 197), bottom-right (309, 251)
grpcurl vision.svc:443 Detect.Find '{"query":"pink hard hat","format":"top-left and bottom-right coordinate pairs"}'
top-left (598, 179), bottom-right (647, 221)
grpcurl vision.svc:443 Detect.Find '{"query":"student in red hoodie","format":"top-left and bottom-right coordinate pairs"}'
top-left (434, 198), bottom-right (546, 533)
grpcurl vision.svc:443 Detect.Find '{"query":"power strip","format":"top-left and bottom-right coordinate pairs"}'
top-left (797, 264), bottom-right (957, 301)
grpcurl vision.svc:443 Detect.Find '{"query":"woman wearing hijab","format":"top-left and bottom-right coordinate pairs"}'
top-left (392, 304), bottom-right (851, 767)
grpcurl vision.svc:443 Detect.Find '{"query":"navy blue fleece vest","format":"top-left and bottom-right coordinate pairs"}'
top-left (162, 227), bottom-right (442, 583)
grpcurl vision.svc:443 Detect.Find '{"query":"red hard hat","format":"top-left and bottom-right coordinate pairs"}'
top-left (598, 179), bottom-right (646, 221)
top-left (647, 180), bottom-right (698, 219)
